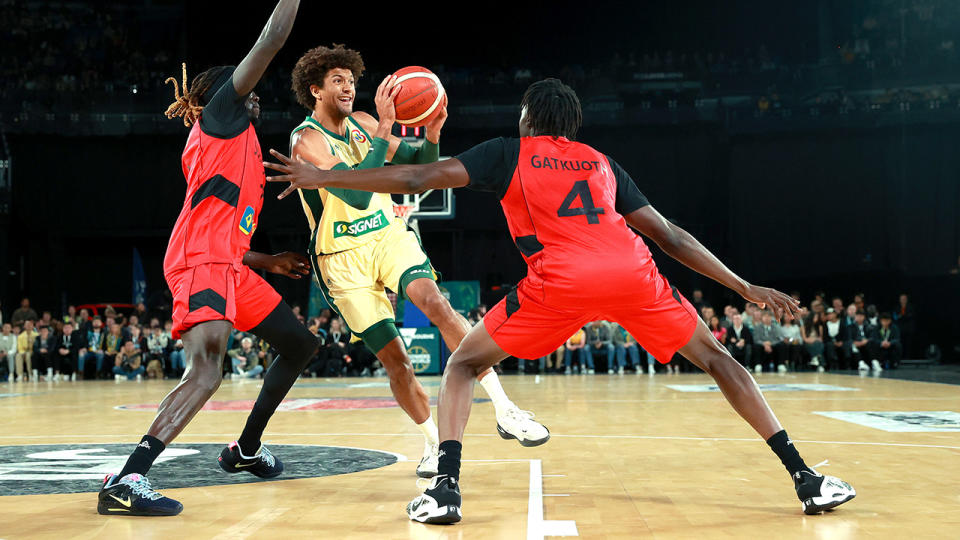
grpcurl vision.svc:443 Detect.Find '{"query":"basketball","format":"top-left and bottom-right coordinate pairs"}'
top-left (391, 66), bottom-right (446, 127)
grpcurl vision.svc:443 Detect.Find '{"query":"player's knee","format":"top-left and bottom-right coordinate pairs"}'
top-left (417, 290), bottom-right (455, 322)
top-left (446, 350), bottom-right (483, 378)
top-left (275, 328), bottom-right (320, 362)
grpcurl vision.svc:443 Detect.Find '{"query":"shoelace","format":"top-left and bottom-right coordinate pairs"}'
top-left (507, 408), bottom-right (536, 422)
top-left (125, 477), bottom-right (164, 501)
top-left (259, 447), bottom-right (276, 467)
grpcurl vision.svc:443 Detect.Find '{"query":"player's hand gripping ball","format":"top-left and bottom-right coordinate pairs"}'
top-left (390, 66), bottom-right (446, 128)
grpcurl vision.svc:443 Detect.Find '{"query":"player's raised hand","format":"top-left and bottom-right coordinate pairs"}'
top-left (265, 251), bottom-right (311, 279)
top-left (741, 284), bottom-right (801, 321)
top-left (264, 149), bottom-right (326, 199)
top-left (425, 93), bottom-right (448, 142)
top-left (375, 75), bottom-right (401, 126)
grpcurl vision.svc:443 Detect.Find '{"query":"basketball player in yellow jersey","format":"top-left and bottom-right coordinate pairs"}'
top-left (288, 45), bottom-right (548, 476)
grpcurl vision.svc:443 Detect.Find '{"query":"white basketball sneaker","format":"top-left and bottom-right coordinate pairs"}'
top-left (858, 360), bottom-right (870, 371)
top-left (416, 444), bottom-right (438, 478)
top-left (407, 474), bottom-right (461, 524)
top-left (794, 469), bottom-right (856, 514)
top-left (496, 407), bottom-right (550, 447)
top-left (871, 359), bottom-right (883, 372)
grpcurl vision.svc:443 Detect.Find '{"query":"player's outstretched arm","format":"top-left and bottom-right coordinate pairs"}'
top-left (625, 205), bottom-right (800, 320)
top-left (263, 149), bottom-right (469, 199)
top-left (232, 0), bottom-right (300, 96)
top-left (242, 251), bottom-right (310, 279)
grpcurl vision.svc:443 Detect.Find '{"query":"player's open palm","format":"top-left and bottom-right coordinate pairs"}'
top-left (742, 284), bottom-right (801, 321)
top-left (375, 75), bottom-right (401, 125)
top-left (266, 251), bottom-right (310, 279)
top-left (424, 94), bottom-right (448, 137)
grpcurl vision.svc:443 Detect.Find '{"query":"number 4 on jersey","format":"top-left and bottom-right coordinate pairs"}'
top-left (557, 180), bottom-right (605, 224)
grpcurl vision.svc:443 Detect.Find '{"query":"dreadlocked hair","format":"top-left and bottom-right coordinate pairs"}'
top-left (520, 78), bottom-right (582, 140)
top-left (164, 63), bottom-right (232, 127)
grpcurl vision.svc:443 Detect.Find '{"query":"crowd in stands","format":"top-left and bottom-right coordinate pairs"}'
top-left (0, 295), bottom-right (388, 383)
top-left (4, 0), bottom-right (959, 120)
top-left (516, 290), bottom-right (919, 376)
top-left (0, 288), bottom-right (925, 383)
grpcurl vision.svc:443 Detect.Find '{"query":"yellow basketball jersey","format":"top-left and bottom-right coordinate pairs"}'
top-left (291, 116), bottom-right (399, 255)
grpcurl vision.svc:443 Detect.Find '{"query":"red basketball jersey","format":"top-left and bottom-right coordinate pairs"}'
top-left (498, 136), bottom-right (658, 303)
top-left (163, 120), bottom-right (265, 273)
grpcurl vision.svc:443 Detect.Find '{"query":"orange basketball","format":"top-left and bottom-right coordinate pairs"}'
top-left (391, 66), bottom-right (446, 128)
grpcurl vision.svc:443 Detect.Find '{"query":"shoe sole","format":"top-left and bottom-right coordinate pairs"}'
top-left (416, 468), bottom-right (438, 478)
top-left (408, 504), bottom-right (462, 524)
top-left (218, 454), bottom-right (283, 479)
top-left (802, 492), bottom-right (856, 515)
top-left (497, 424), bottom-right (551, 447)
top-left (97, 501), bottom-right (183, 516)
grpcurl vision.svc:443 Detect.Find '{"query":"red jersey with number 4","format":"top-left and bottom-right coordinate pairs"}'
top-left (163, 121), bottom-right (265, 274)
top-left (500, 137), bottom-right (658, 304)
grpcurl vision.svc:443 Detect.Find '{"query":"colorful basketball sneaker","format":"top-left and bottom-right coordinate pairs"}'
top-left (407, 474), bottom-right (462, 524)
top-left (218, 441), bottom-right (283, 478)
top-left (794, 469), bottom-right (856, 514)
top-left (97, 473), bottom-right (183, 516)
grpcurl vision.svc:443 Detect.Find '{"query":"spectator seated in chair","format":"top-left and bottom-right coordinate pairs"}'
top-left (726, 313), bottom-right (752, 368)
top-left (0, 323), bottom-right (16, 382)
top-left (876, 313), bottom-right (902, 369)
top-left (229, 337), bottom-right (264, 378)
top-left (113, 341), bottom-right (145, 381)
top-left (563, 327), bottom-right (592, 374)
top-left (751, 311), bottom-right (787, 373)
top-left (612, 323), bottom-right (644, 374)
top-left (80, 317), bottom-right (106, 379)
top-left (585, 320), bottom-right (615, 373)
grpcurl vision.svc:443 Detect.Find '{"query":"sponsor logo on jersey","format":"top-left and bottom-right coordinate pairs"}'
top-left (351, 129), bottom-right (367, 144)
top-left (239, 205), bottom-right (257, 235)
top-left (333, 209), bottom-right (389, 238)
top-left (0, 443), bottom-right (399, 495)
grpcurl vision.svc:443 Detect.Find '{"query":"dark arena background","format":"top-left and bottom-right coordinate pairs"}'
top-left (0, 1), bottom-right (958, 539)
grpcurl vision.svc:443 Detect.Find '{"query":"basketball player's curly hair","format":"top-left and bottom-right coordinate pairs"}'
top-left (291, 44), bottom-right (365, 110)
top-left (520, 78), bottom-right (582, 140)
top-left (164, 63), bottom-right (233, 126)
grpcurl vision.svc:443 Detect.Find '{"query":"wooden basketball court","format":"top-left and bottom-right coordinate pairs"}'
top-left (1, 371), bottom-right (957, 539)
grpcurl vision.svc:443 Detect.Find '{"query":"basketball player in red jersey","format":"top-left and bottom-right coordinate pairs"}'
top-left (97, 1), bottom-right (319, 517)
top-left (263, 78), bottom-right (856, 523)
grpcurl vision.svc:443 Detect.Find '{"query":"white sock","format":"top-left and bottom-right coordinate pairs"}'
top-left (478, 371), bottom-right (515, 418)
top-left (416, 415), bottom-right (439, 448)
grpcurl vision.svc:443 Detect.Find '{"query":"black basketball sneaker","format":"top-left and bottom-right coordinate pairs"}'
top-left (218, 441), bottom-right (284, 478)
top-left (97, 473), bottom-right (183, 516)
top-left (794, 469), bottom-right (856, 514)
top-left (407, 475), bottom-right (462, 524)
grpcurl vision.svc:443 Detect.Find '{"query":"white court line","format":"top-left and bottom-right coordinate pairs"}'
top-left (528, 459), bottom-right (578, 540)
top-left (1, 434), bottom-right (957, 451)
top-left (575, 396), bottom-right (960, 402)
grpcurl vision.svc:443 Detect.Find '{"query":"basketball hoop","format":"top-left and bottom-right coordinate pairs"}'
top-left (393, 204), bottom-right (417, 222)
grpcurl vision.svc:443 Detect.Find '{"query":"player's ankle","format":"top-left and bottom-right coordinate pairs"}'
top-left (437, 440), bottom-right (462, 480)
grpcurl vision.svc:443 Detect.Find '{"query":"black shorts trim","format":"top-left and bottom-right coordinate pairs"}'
top-left (188, 289), bottom-right (227, 315)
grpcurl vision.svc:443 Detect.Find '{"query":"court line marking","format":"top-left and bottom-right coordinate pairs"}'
top-left (574, 397), bottom-right (960, 402)
top-left (528, 459), bottom-right (578, 539)
top-left (1, 434), bottom-right (957, 450)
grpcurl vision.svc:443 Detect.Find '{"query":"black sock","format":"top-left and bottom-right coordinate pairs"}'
top-left (118, 435), bottom-right (165, 478)
top-left (238, 304), bottom-right (319, 455)
top-left (437, 440), bottom-right (462, 480)
top-left (766, 430), bottom-right (811, 476)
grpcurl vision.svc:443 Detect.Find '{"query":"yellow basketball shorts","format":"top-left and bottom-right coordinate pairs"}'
top-left (312, 223), bottom-right (437, 352)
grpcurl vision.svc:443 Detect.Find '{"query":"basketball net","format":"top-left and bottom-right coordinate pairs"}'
top-left (393, 203), bottom-right (420, 234)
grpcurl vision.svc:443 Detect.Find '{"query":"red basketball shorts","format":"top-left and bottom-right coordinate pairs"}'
top-left (165, 263), bottom-right (282, 339)
top-left (484, 272), bottom-right (698, 363)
